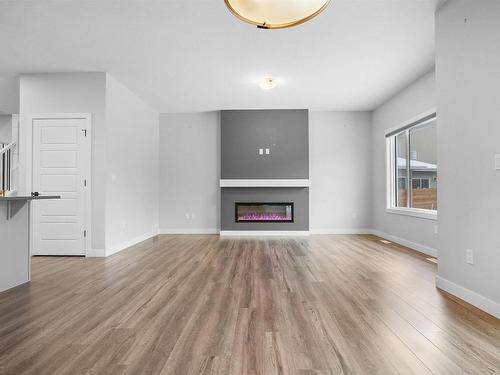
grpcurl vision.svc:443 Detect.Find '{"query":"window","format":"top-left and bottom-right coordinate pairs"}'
top-left (386, 113), bottom-right (437, 216)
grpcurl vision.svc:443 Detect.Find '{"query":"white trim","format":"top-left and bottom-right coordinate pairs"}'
top-left (309, 228), bottom-right (372, 235)
top-left (220, 230), bottom-right (310, 237)
top-left (85, 248), bottom-right (106, 257)
top-left (370, 229), bottom-right (438, 258)
top-left (220, 179), bottom-right (310, 187)
top-left (385, 207), bottom-right (437, 221)
top-left (384, 107), bottom-right (437, 138)
top-left (436, 276), bottom-right (500, 319)
top-left (159, 228), bottom-right (219, 234)
top-left (105, 232), bottom-right (158, 257)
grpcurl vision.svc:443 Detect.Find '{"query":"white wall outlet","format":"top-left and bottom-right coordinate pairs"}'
top-left (466, 249), bottom-right (474, 265)
top-left (185, 213), bottom-right (190, 220)
top-left (495, 154), bottom-right (500, 170)
top-left (434, 225), bottom-right (438, 234)
top-left (265, 148), bottom-right (270, 155)
top-left (259, 148), bottom-right (264, 155)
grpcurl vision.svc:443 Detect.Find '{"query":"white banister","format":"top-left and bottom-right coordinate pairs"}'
top-left (0, 142), bottom-right (16, 196)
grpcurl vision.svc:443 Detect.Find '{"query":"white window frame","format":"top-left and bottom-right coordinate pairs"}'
top-left (385, 109), bottom-right (437, 221)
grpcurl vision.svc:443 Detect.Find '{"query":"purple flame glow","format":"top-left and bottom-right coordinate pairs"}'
top-left (238, 213), bottom-right (291, 221)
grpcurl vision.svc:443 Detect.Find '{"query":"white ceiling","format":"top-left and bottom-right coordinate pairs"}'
top-left (0, 0), bottom-right (443, 113)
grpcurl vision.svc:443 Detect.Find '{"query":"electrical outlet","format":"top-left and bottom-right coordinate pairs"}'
top-left (466, 249), bottom-right (474, 265)
top-left (185, 213), bottom-right (190, 220)
top-left (265, 148), bottom-right (270, 155)
top-left (495, 154), bottom-right (500, 170)
top-left (434, 225), bottom-right (438, 234)
top-left (259, 148), bottom-right (264, 155)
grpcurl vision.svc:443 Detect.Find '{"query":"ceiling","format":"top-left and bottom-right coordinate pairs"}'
top-left (0, 0), bottom-right (443, 113)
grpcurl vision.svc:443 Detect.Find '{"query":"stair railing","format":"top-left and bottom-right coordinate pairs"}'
top-left (0, 142), bottom-right (16, 196)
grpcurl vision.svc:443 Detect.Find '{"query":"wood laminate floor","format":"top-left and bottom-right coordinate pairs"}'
top-left (0, 235), bottom-right (499, 375)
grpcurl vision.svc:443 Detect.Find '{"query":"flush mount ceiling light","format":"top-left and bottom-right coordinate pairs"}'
top-left (259, 77), bottom-right (277, 90)
top-left (224, 0), bottom-right (331, 29)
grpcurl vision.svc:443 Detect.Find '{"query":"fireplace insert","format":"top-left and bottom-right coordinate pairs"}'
top-left (235, 202), bottom-right (294, 223)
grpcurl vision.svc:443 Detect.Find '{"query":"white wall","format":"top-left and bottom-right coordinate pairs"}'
top-left (0, 75), bottom-right (19, 114)
top-left (0, 114), bottom-right (12, 143)
top-left (435, 0), bottom-right (500, 317)
top-left (19, 73), bottom-right (107, 250)
top-left (104, 74), bottom-right (159, 254)
top-left (309, 111), bottom-right (372, 233)
top-left (158, 112), bottom-right (219, 233)
top-left (371, 70), bottom-right (438, 256)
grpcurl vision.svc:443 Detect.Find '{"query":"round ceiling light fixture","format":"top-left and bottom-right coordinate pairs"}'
top-left (224, 0), bottom-right (331, 29)
top-left (259, 77), bottom-right (277, 90)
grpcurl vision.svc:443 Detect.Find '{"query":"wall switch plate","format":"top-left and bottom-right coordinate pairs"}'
top-left (265, 148), bottom-right (270, 155)
top-left (466, 249), bottom-right (474, 265)
top-left (434, 225), bottom-right (438, 234)
top-left (259, 148), bottom-right (264, 155)
top-left (495, 154), bottom-right (500, 170)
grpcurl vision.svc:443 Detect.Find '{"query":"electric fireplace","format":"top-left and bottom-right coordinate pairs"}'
top-left (235, 202), bottom-right (294, 223)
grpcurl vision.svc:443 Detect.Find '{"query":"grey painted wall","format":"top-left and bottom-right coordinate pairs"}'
top-left (19, 73), bottom-right (159, 255)
top-left (104, 74), bottom-right (159, 253)
top-left (309, 111), bottom-right (372, 232)
top-left (159, 112), bottom-right (220, 232)
top-left (371, 69), bottom-right (438, 254)
top-left (436, 0), bottom-right (500, 313)
top-left (0, 201), bottom-right (29, 292)
top-left (220, 109), bottom-right (309, 231)
top-left (221, 109), bottom-right (308, 179)
top-left (158, 110), bottom-right (372, 233)
top-left (221, 187), bottom-right (309, 231)
top-left (20, 73), bottom-right (107, 250)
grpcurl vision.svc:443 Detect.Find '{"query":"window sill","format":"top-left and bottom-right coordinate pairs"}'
top-left (386, 207), bottom-right (437, 221)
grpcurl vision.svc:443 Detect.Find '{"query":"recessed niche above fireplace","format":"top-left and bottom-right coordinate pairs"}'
top-left (235, 202), bottom-right (294, 223)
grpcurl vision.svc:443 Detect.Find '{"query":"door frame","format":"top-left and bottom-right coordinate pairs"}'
top-left (21, 113), bottom-right (92, 256)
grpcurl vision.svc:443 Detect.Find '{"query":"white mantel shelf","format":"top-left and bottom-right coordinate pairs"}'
top-left (220, 179), bottom-right (310, 188)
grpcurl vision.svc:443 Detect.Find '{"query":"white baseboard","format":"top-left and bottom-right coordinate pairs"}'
top-left (436, 276), bottom-right (500, 319)
top-left (86, 248), bottom-right (105, 257)
top-left (105, 231), bottom-right (158, 257)
top-left (219, 230), bottom-right (310, 236)
top-left (159, 228), bottom-right (219, 234)
top-left (310, 228), bottom-right (372, 235)
top-left (369, 229), bottom-right (438, 258)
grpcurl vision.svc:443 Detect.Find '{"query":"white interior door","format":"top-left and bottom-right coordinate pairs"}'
top-left (31, 116), bottom-right (91, 256)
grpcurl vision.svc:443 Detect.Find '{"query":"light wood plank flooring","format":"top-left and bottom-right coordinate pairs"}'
top-left (0, 234), bottom-right (499, 374)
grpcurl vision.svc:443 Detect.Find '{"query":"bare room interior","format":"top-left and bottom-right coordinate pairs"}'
top-left (0, 1), bottom-right (499, 374)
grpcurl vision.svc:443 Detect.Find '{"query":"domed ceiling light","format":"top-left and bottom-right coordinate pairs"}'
top-left (259, 77), bottom-right (277, 90)
top-left (224, 0), bottom-right (331, 29)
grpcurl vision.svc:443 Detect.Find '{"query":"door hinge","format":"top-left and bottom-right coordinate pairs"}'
top-left (83, 230), bottom-right (87, 238)
top-left (82, 129), bottom-right (87, 137)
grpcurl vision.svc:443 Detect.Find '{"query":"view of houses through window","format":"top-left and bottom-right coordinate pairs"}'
top-left (391, 114), bottom-right (437, 211)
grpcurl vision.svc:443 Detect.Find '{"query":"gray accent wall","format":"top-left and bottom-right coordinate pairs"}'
top-left (221, 188), bottom-right (308, 231)
top-left (221, 110), bottom-right (309, 179)
top-left (220, 109), bottom-right (309, 231)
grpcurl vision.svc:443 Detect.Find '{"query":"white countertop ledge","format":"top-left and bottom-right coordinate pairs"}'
top-left (220, 179), bottom-right (310, 188)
